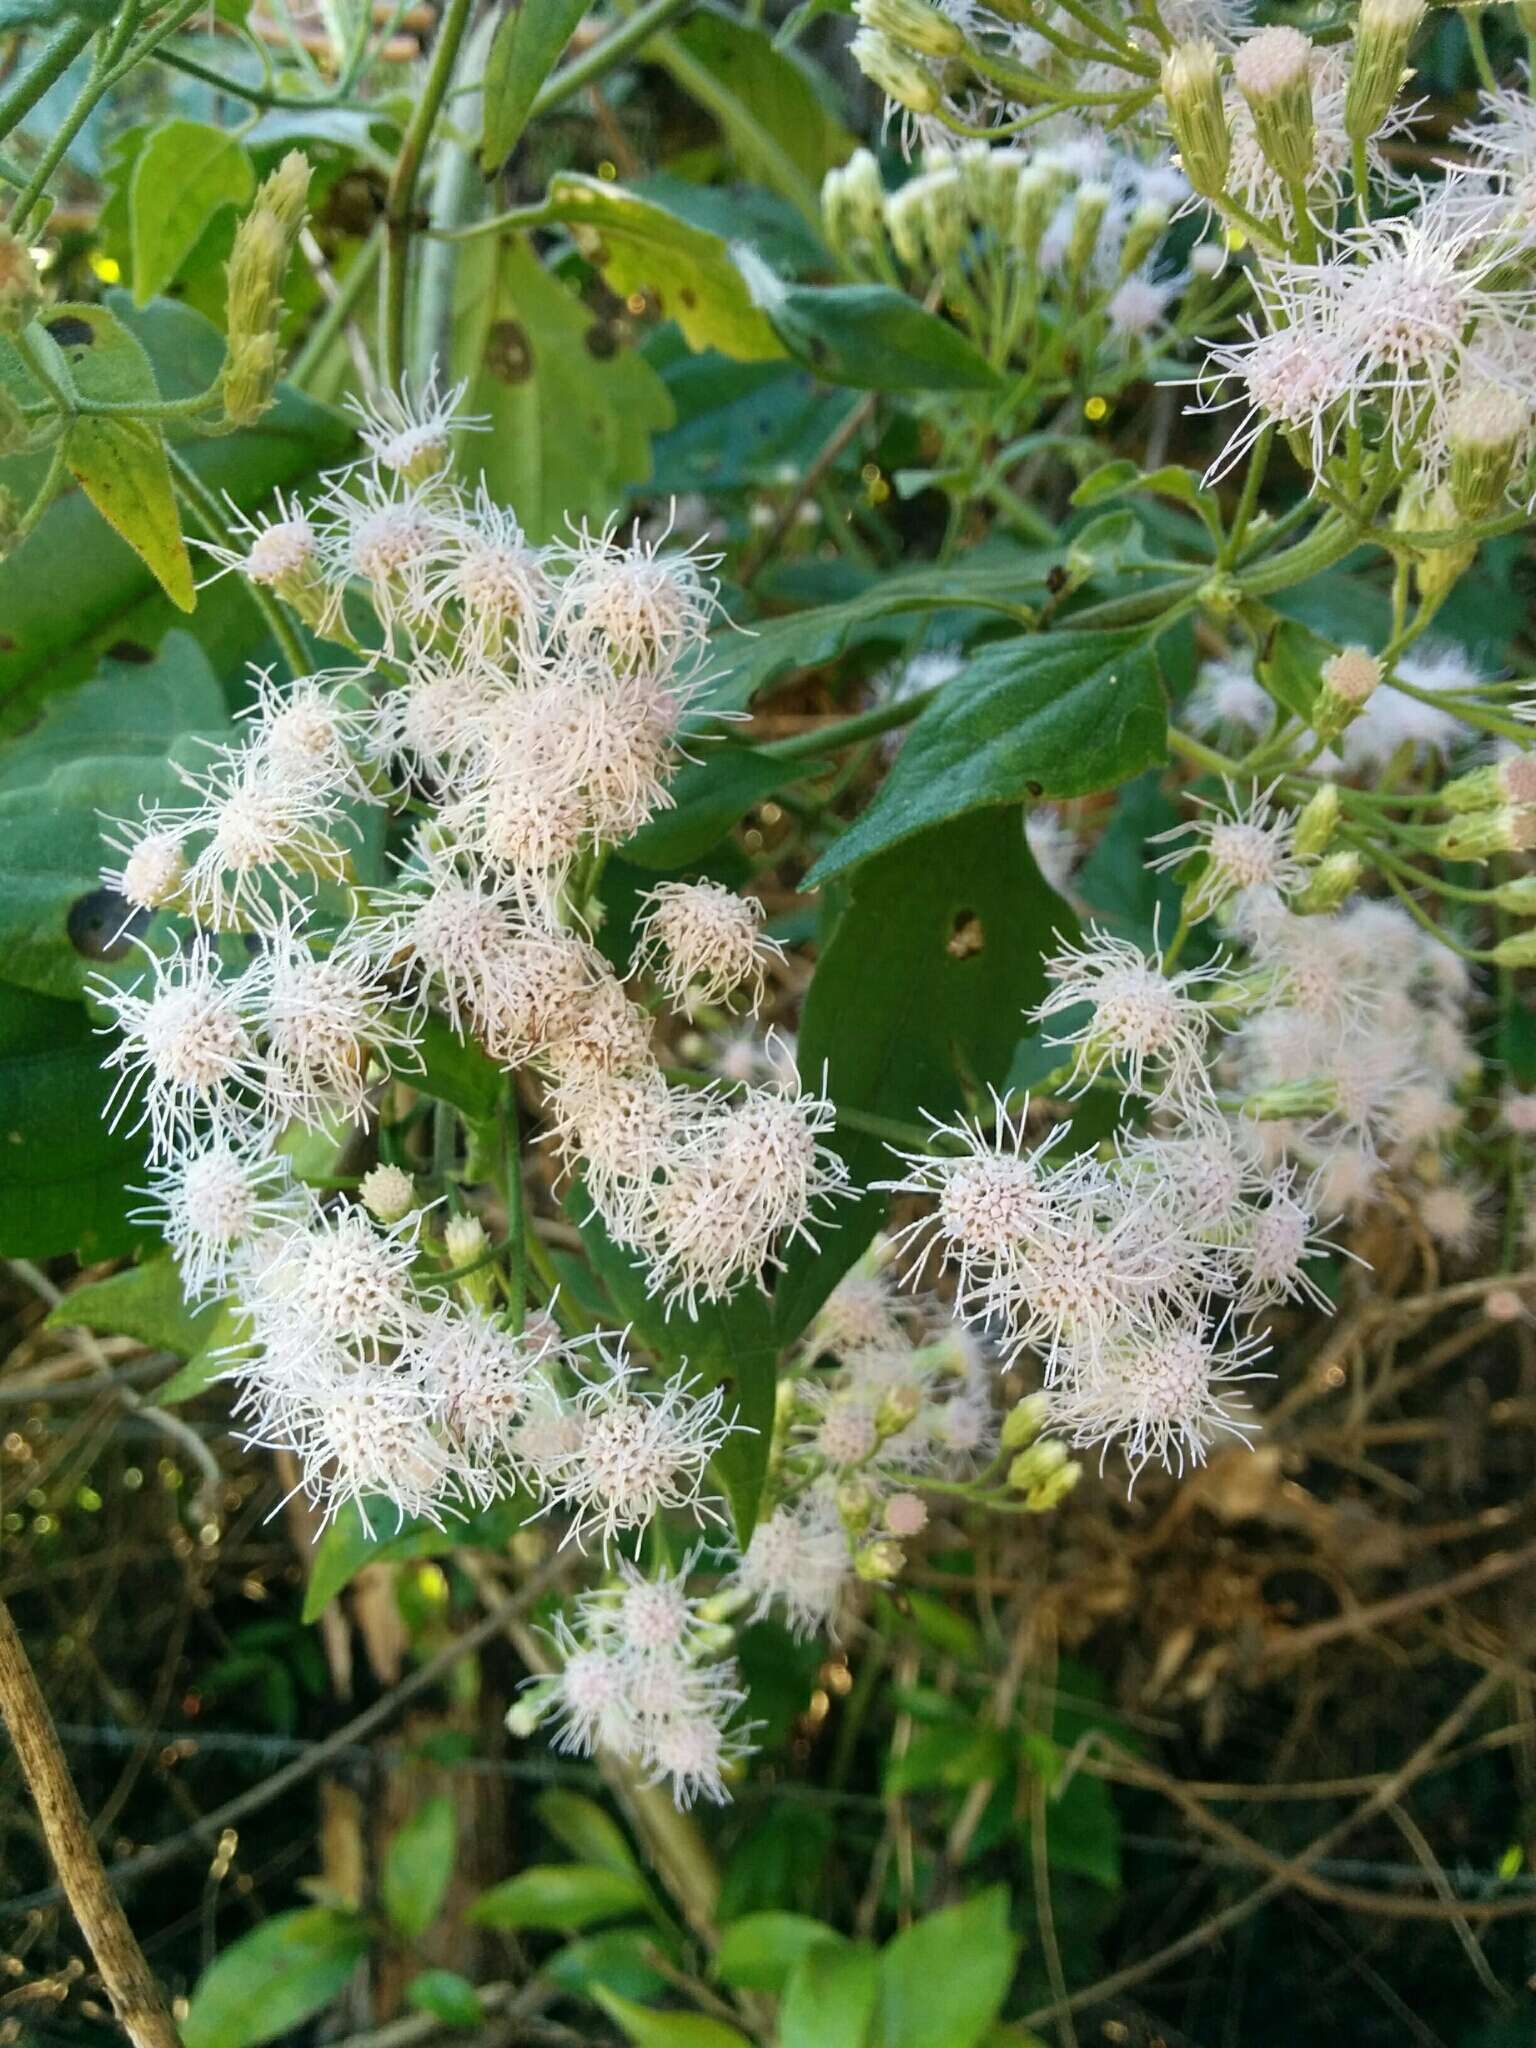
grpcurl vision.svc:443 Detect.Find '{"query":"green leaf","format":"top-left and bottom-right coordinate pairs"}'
top-left (12, 306), bottom-right (196, 610)
top-left (735, 249), bottom-right (1000, 394)
top-left (470, 1863), bottom-right (649, 1933)
top-left (622, 746), bottom-right (804, 869)
top-left (573, 1190), bottom-right (778, 1544)
top-left (1071, 458), bottom-right (1221, 537)
top-left (0, 0), bottom-right (112, 25)
top-left (806, 629), bottom-right (1167, 886)
top-left (1258, 615), bottom-right (1332, 725)
top-left (417, 1011), bottom-right (504, 1124)
top-left (653, 6), bottom-right (852, 211)
top-left (0, 982), bottom-right (152, 1260)
top-left (874, 1890), bottom-right (1016, 2048)
top-left (594, 1989), bottom-right (754, 2048)
top-left (407, 1970), bottom-right (484, 2026)
top-left (543, 1929), bottom-right (671, 2003)
top-left (781, 1939), bottom-right (878, 2048)
top-left (482, 0), bottom-right (590, 170)
top-left (152, 1300), bottom-right (248, 1407)
top-left (301, 1493), bottom-right (528, 1621)
top-left (451, 235), bottom-right (674, 542)
top-left (536, 1790), bottom-right (641, 1881)
top-left (547, 174), bottom-right (782, 361)
top-left (181, 1907), bottom-right (370, 2048)
top-left (714, 1911), bottom-right (844, 1992)
top-left (774, 807), bottom-right (1063, 1340)
top-left (383, 1797), bottom-right (458, 1940)
top-left (129, 120), bottom-right (255, 305)
top-left (45, 1253), bottom-right (219, 1357)
top-left (701, 546), bottom-right (1050, 713)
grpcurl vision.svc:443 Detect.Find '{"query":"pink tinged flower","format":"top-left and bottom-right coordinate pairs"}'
top-left (1033, 926), bottom-right (1223, 1107)
top-left (547, 1360), bottom-right (736, 1554)
top-left (733, 1492), bottom-right (849, 1639)
top-left (250, 918), bottom-right (421, 1131)
top-left (634, 879), bottom-right (784, 1010)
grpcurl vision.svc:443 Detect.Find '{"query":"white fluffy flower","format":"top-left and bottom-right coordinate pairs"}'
top-left (1051, 1312), bottom-right (1267, 1479)
top-left (94, 940), bottom-right (262, 1158)
top-left (545, 1357), bottom-right (735, 1553)
top-left (250, 919), bottom-right (420, 1130)
top-left (634, 880), bottom-right (783, 1009)
top-left (346, 364), bottom-right (485, 483)
top-left (733, 1490), bottom-right (849, 1638)
top-left (1033, 927), bottom-right (1224, 1105)
top-left (135, 1138), bottom-right (311, 1300)
top-left (554, 516), bottom-right (721, 677)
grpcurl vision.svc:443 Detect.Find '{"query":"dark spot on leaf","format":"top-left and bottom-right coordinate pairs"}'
top-left (807, 337), bottom-right (830, 366)
top-left (45, 314), bottom-right (95, 348)
top-left (946, 910), bottom-right (985, 960)
top-left (69, 889), bottom-right (144, 961)
top-left (680, 287), bottom-right (697, 309)
top-left (583, 322), bottom-right (619, 360)
top-left (484, 319), bottom-right (533, 383)
top-left (1025, 780), bottom-right (1043, 798)
top-left (105, 639), bottom-right (154, 663)
top-left (1046, 565), bottom-right (1068, 595)
top-left (0, 635), bottom-right (13, 652)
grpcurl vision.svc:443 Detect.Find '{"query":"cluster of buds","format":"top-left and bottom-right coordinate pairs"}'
top-left (220, 153), bottom-right (310, 427)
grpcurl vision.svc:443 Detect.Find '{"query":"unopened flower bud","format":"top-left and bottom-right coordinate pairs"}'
top-left (1345, 0), bottom-right (1425, 144)
top-left (1001, 1390), bottom-right (1050, 1450)
top-left (505, 1677), bottom-right (560, 1738)
top-left (854, 1538), bottom-right (905, 1582)
top-left (1025, 1461), bottom-right (1081, 1512)
top-left (220, 330), bottom-right (279, 430)
top-left (1119, 200), bottom-right (1169, 278)
top-left (1008, 1438), bottom-right (1068, 1493)
top-left (259, 151), bottom-right (312, 236)
top-left (1492, 874), bottom-right (1536, 915)
top-left (876, 1383), bottom-right (924, 1438)
top-left (1443, 752), bottom-right (1536, 815)
top-left (1065, 180), bottom-right (1110, 283)
top-left (1446, 381), bottom-right (1528, 522)
top-left (1161, 40), bottom-right (1230, 199)
top-left (853, 0), bottom-right (966, 58)
top-left (885, 1491), bottom-right (928, 1538)
top-left (1491, 926), bottom-right (1536, 968)
top-left (1312, 645), bottom-right (1381, 741)
top-left (851, 29), bottom-right (943, 114)
top-left (1291, 849), bottom-right (1361, 914)
top-left (1433, 805), bottom-right (1536, 863)
top-left (444, 1213), bottom-right (489, 1266)
top-left (1292, 782), bottom-right (1340, 859)
top-left (0, 230), bottom-right (43, 335)
top-left (361, 1163), bottom-right (415, 1224)
top-left (823, 150), bottom-right (888, 269)
top-left (837, 1478), bottom-right (877, 1537)
top-left (1233, 26), bottom-right (1316, 185)
top-left (1012, 165), bottom-right (1063, 260)
top-left (1395, 477), bottom-right (1477, 605)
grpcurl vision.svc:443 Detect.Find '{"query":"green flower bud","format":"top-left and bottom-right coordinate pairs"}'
top-left (851, 29), bottom-right (943, 114)
top-left (1345, 0), bottom-right (1425, 144)
top-left (1291, 849), bottom-right (1362, 914)
top-left (1023, 1461), bottom-right (1080, 1512)
top-left (259, 151), bottom-right (312, 236)
top-left (1011, 164), bottom-right (1063, 261)
top-left (838, 1479), bottom-right (877, 1537)
top-left (1433, 805), bottom-right (1536, 863)
top-left (360, 1164), bottom-right (416, 1224)
top-left (1065, 180), bottom-right (1110, 284)
top-left (1292, 782), bottom-right (1340, 859)
top-left (1233, 25), bottom-right (1316, 186)
top-left (1001, 1390), bottom-right (1050, 1450)
top-left (0, 230), bottom-right (43, 336)
top-left (1491, 927), bottom-right (1536, 969)
top-left (220, 331), bottom-right (279, 429)
top-left (855, 1538), bottom-right (905, 1582)
top-left (853, 0), bottom-right (966, 59)
top-left (1007, 1439), bottom-right (1068, 1492)
top-left (1119, 199), bottom-right (1170, 278)
top-left (1446, 381), bottom-right (1528, 522)
top-left (505, 1677), bottom-right (560, 1737)
top-left (1395, 477), bottom-right (1478, 607)
top-left (1161, 39), bottom-right (1231, 198)
top-left (876, 1383), bottom-right (924, 1439)
top-left (1311, 644), bottom-right (1382, 743)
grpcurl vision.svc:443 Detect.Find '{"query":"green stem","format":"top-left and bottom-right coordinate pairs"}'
top-left (499, 1085), bottom-right (527, 1338)
top-left (168, 448), bottom-right (313, 680)
top-left (531, 0), bottom-right (697, 120)
top-left (380, 0), bottom-right (475, 386)
top-left (1463, 7), bottom-right (1500, 94)
top-left (1236, 513), bottom-right (1356, 598)
top-left (759, 687), bottom-right (942, 762)
top-left (9, 1), bottom-right (142, 226)
top-left (0, 17), bottom-right (95, 155)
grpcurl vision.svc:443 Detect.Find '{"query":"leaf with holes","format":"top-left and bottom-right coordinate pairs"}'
top-left (772, 807), bottom-right (1069, 1340)
top-left (807, 629), bottom-right (1167, 885)
top-left (547, 174), bottom-right (783, 361)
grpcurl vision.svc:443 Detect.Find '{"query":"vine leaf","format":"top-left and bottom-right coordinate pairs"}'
top-left (129, 120), bottom-right (255, 305)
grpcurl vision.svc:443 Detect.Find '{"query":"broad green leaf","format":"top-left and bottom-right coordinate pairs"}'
top-left (383, 1797), bottom-right (458, 1940)
top-left (735, 248), bottom-right (1000, 394)
top-left (451, 234), bottom-right (673, 541)
top-left (773, 808), bottom-right (1065, 1340)
top-left (45, 1252), bottom-right (219, 1357)
top-left (546, 174), bottom-right (782, 361)
top-left (781, 1939), bottom-right (878, 2048)
top-left (0, 631), bottom-right (227, 792)
top-left (301, 1493), bottom-right (529, 1621)
top-left (594, 1989), bottom-right (753, 2048)
top-left (884, 1725), bottom-right (1010, 1797)
top-left (1071, 458), bottom-right (1221, 537)
top-left (874, 1890), bottom-right (1016, 2048)
top-left (0, 983), bottom-right (152, 1260)
top-left (536, 1790), bottom-right (642, 1881)
top-left (181, 1907), bottom-right (370, 2048)
top-left (417, 1011), bottom-right (504, 1124)
top-left (622, 746), bottom-right (806, 869)
top-left (714, 1911), bottom-right (844, 1992)
top-left (153, 1300), bottom-right (248, 1407)
top-left (407, 1970), bottom-right (484, 2026)
top-left (543, 1929), bottom-right (671, 2003)
top-left (652, 7), bottom-right (852, 217)
top-left (0, 296), bottom-right (353, 729)
top-left (1033, 1762), bottom-right (1121, 1891)
top-left (573, 1189), bottom-right (778, 1544)
top-left (129, 120), bottom-right (255, 305)
top-left (806, 629), bottom-right (1167, 885)
top-left (1258, 615), bottom-right (1332, 725)
top-left (701, 546), bottom-right (1051, 713)
top-left (15, 305), bottom-right (195, 609)
top-left (482, 0), bottom-right (590, 170)
top-left (470, 1863), bottom-right (649, 1932)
